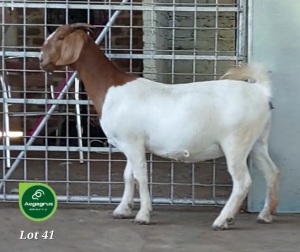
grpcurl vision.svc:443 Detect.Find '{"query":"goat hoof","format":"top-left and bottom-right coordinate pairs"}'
top-left (212, 221), bottom-right (229, 231)
top-left (134, 211), bottom-right (150, 225)
top-left (257, 212), bottom-right (273, 224)
top-left (113, 207), bottom-right (133, 219)
top-left (226, 217), bottom-right (235, 225)
top-left (212, 222), bottom-right (229, 231)
top-left (134, 219), bottom-right (150, 225)
top-left (212, 216), bottom-right (231, 231)
top-left (257, 217), bottom-right (272, 224)
top-left (113, 213), bottom-right (133, 219)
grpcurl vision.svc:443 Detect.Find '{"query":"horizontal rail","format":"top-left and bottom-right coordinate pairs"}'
top-left (0, 98), bottom-right (93, 106)
top-left (0, 179), bottom-right (230, 187)
top-left (0, 2), bottom-right (238, 12)
top-left (0, 194), bottom-right (227, 206)
top-left (0, 51), bottom-right (241, 61)
top-left (0, 25), bottom-right (237, 31)
top-left (0, 145), bottom-right (118, 153)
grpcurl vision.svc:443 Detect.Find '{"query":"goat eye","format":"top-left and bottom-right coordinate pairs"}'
top-left (57, 37), bottom-right (64, 41)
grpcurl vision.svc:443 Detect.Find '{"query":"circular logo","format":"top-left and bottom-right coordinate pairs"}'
top-left (19, 183), bottom-right (57, 222)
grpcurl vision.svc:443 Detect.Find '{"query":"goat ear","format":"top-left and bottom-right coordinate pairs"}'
top-left (56, 31), bottom-right (85, 66)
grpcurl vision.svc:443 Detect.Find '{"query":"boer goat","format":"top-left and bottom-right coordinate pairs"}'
top-left (40, 23), bottom-right (279, 230)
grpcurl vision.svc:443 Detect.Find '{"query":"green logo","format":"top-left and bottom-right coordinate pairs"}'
top-left (19, 183), bottom-right (58, 222)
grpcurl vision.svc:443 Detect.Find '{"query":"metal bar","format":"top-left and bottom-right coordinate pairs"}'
top-left (247, 0), bottom-right (254, 63)
top-left (0, 98), bottom-right (92, 105)
top-left (0, 194), bottom-right (227, 206)
top-left (0, 51), bottom-right (242, 60)
top-left (0, 145), bottom-right (118, 152)
top-left (213, 0), bottom-right (219, 81)
top-left (0, 0), bottom-right (130, 190)
top-left (0, 26), bottom-right (240, 32)
top-left (107, 0), bottom-right (112, 203)
top-left (129, 0), bottom-right (133, 73)
top-left (110, 53), bottom-right (239, 61)
top-left (1, 7), bottom-right (7, 170)
top-left (192, 0), bottom-right (197, 83)
top-left (0, 2), bottom-right (239, 12)
top-left (74, 78), bottom-right (84, 164)
top-left (1, 178), bottom-right (229, 186)
top-left (0, 25), bottom-right (239, 31)
top-left (22, 0), bottom-right (27, 183)
top-left (171, 0), bottom-right (175, 84)
top-left (0, 75), bottom-right (11, 168)
top-left (170, 0), bottom-right (175, 202)
top-left (237, 0), bottom-right (246, 62)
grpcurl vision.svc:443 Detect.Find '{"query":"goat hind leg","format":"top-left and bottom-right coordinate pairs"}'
top-left (212, 159), bottom-right (252, 230)
top-left (250, 142), bottom-right (279, 223)
top-left (113, 161), bottom-right (135, 218)
top-left (212, 136), bottom-right (253, 230)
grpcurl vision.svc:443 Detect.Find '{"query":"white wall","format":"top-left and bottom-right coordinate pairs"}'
top-left (248, 0), bottom-right (300, 212)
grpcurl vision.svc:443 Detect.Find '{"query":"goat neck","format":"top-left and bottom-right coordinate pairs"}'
top-left (70, 38), bottom-right (136, 118)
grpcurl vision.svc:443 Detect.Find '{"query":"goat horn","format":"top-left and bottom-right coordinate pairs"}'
top-left (70, 23), bottom-right (95, 33)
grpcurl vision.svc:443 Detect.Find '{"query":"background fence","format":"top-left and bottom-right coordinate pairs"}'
top-left (0, 0), bottom-right (247, 206)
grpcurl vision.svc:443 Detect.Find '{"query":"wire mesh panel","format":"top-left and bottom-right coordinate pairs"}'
top-left (0, 0), bottom-right (247, 206)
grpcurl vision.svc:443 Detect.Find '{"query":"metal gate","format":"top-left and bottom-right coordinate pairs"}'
top-left (0, 0), bottom-right (247, 206)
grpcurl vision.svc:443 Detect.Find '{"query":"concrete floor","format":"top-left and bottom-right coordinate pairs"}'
top-left (1, 204), bottom-right (299, 252)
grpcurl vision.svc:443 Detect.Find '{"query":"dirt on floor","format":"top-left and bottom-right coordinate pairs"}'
top-left (1, 204), bottom-right (299, 252)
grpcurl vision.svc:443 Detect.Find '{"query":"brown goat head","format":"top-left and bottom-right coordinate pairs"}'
top-left (40, 23), bottom-right (94, 72)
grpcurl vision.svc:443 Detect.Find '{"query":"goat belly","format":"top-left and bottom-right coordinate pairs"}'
top-left (147, 142), bottom-right (224, 163)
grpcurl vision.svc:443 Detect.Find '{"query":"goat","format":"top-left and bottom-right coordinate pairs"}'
top-left (39, 23), bottom-right (279, 230)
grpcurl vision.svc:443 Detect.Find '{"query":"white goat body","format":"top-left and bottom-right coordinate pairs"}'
top-left (39, 25), bottom-right (279, 230)
top-left (101, 74), bottom-right (270, 163)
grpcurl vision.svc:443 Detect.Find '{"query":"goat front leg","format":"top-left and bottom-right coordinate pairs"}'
top-left (113, 161), bottom-right (135, 219)
top-left (128, 155), bottom-right (152, 224)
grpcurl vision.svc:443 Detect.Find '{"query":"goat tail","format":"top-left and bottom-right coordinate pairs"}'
top-left (221, 63), bottom-right (272, 97)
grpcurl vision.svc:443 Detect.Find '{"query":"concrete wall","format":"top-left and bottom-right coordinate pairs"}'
top-left (248, 0), bottom-right (300, 212)
top-left (143, 0), bottom-right (237, 84)
top-left (143, 0), bottom-right (172, 83)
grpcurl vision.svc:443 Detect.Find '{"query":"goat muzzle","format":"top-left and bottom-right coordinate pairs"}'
top-left (40, 60), bottom-right (56, 73)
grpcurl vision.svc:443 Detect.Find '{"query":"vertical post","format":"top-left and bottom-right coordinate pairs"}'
top-left (237, 0), bottom-right (247, 64)
top-left (247, 0), bottom-right (254, 63)
top-left (0, 75), bottom-right (11, 168)
top-left (74, 78), bottom-right (84, 164)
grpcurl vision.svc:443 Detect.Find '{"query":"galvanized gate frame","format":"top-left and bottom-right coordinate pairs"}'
top-left (0, 0), bottom-right (247, 205)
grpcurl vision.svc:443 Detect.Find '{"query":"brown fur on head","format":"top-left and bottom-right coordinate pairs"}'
top-left (39, 23), bottom-right (94, 72)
